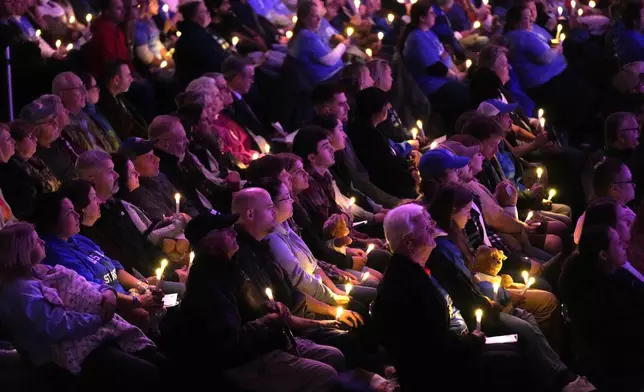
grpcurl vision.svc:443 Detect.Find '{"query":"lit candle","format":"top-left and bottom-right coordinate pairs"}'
top-left (430, 141), bottom-right (438, 149)
top-left (521, 276), bottom-right (536, 295)
top-left (252, 152), bottom-right (259, 160)
top-left (521, 270), bottom-right (530, 284)
top-left (416, 119), bottom-right (423, 130)
top-left (410, 0), bottom-right (417, 3)
top-left (162, 4), bottom-right (169, 13)
top-left (265, 287), bottom-right (274, 301)
top-left (547, 189), bottom-right (557, 201)
top-left (160, 60), bottom-right (168, 68)
top-left (588, 0), bottom-right (596, 7)
top-left (525, 211), bottom-right (534, 223)
top-left (577, 8), bottom-right (583, 16)
top-left (354, 0), bottom-right (360, 11)
top-left (69, 15), bottom-right (75, 24)
top-left (286, 30), bottom-right (293, 39)
top-left (36, 29), bottom-right (42, 37)
top-left (189, 251), bottom-right (195, 267)
top-left (536, 167), bottom-right (544, 183)
top-left (492, 281), bottom-right (500, 301)
top-left (292, 15), bottom-right (297, 23)
top-left (345, 283), bottom-right (353, 295)
top-left (346, 27), bottom-right (354, 37)
top-left (365, 48), bottom-right (372, 57)
top-left (482, 0), bottom-right (488, 5)
top-left (556, 24), bottom-right (563, 41)
top-left (387, 13), bottom-right (395, 23)
top-left (176, 31), bottom-right (182, 37)
top-left (557, 5), bottom-right (563, 15)
top-left (335, 306), bottom-right (344, 320)
top-left (465, 59), bottom-right (472, 69)
top-left (66, 43), bottom-right (73, 52)
top-left (560, 33), bottom-right (566, 43)
top-left (55, 40), bottom-right (61, 49)
top-left (377, 31), bottom-right (384, 41)
top-left (411, 127), bottom-right (418, 140)
top-left (365, 243), bottom-right (375, 255)
top-left (85, 13), bottom-right (92, 24)
top-left (475, 309), bottom-right (483, 333)
top-left (155, 267), bottom-right (163, 282)
top-left (264, 144), bottom-right (271, 154)
top-left (174, 193), bottom-right (181, 214)
top-left (361, 271), bottom-right (370, 283)
top-left (539, 117), bottom-right (546, 129)
top-left (232, 36), bottom-right (239, 47)
top-left (570, 0), bottom-right (576, 8)
top-left (157, 258), bottom-right (168, 286)
top-left (537, 108), bottom-right (544, 119)
top-left (473, 21), bottom-right (481, 29)
top-left (348, 197), bottom-right (356, 207)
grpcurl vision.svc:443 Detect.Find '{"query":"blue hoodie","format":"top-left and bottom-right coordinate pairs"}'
top-left (42, 234), bottom-right (127, 294)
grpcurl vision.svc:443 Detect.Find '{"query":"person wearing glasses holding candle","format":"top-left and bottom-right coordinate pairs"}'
top-left (166, 212), bottom-right (346, 391)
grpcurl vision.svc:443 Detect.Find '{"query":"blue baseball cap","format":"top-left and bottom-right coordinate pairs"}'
top-left (418, 148), bottom-right (470, 179)
top-left (477, 99), bottom-right (519, 116)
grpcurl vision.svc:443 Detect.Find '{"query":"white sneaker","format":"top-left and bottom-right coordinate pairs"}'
top-left (562, 376), bottom-right (597, 392)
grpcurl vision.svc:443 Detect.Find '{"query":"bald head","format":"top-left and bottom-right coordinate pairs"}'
top-left (52, 72), bottom-right (86, 113)
top-left (232, 188), bottom-right (277, 240)
top-left (149, 115), bottom-right (188, 160)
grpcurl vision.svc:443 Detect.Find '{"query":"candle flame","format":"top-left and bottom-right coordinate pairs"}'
top-left (411, 127), bottom-right (418, 139)
top-left (265, 287), bottom-right (274, 301)
top-left (55, 40), bottom-right (61, 49)
top-left (264, 144), bottom-right (271, 154)
top-left (482, 0), bottom-right (488, 5)
top-left (365, 48), bottom-right (372, 57)
top-left (577, 8), bottom-right (583, 16)
top-left (155, 267), bottom-right (162, 281)
top-left (252, 152), bottom-right (259, 160)
top-left (492, 281), bottom-right (500, 294)
top-left (336, 306), bottom-right (344, 319)
top-left (547, 189), bottom-right (557, 201)
top-left (176, 31), bottom-right (182, 37)
top-left (416, 119), bottom-right (423, 130)
top-left (387, 13), bottom-right (395, 23)
top-left (539, 117), bottom-right (546, 129)
top-left (521, 271), bottom-right (530, 284)
top-left (589, 0), bottom-right (596, 7)
top-left (526, 276), bottom-right (536, 288)
top-left (430, 141), bottom-right (438, 149)
top-left (292, 15), bottom-right (297, 23)
top-left (377, 31), bottom-right (384, 40)
top-left (560, 33), bottom-right (566, 42)
top-left (525, 211), bottom-right (534, 222)
top-left (69, 15), bottom-right (75, 23)
top-left (66, 43), bottom-right (73, 51)
top-left (571, 0), bottom-right (576, 8)
top-left (232, 36), bottom-right (239, 46)
top-left (465, 59), bottom-right (472, 69)
top-left (354, 0), bottom-right (360, 10)
top-left (162, 4), bottom-right (169, 12)
top-left (174, 193), bottom-right (181, 204)
top-left (160, 60), bottom-right (168, 68)
top-left (36, 29), bottom-right (41, 37)
top-left (475, 308), bottom-right (483, 322)
top-left (348, 197), bottom-right (356, 206)
top-left (537, 108), bottom-right (544, 119)
top-left (161, 258), bottom-right (168, 270)
top-left (361, 271), bottom-right (370, 283)
top-left (346, 27), bottom-right (354, 37)
top-left (473, 21), bottom-right (481, 29)
top-left (557, 24), bottom-right (563, 33)
top-left (189, 251), bottom-right (195, 265)
top-left (86, 13), bottom-right (92, 23)
top-left (286, 30), bottom-right (293, 39)
top-left (366, 243), bottom-right (375, 255)
top-left (536, 167), bottom-right (543, 179)
top-left (345, 283), bottom-right (353, 295)
top-left (557, 6), bottom-right (563, 15)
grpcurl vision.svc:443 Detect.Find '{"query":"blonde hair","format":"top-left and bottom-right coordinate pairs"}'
top-left (0, 223), bottom-right (38, 281)
top-left (366, 59), bottom-right (391, 91)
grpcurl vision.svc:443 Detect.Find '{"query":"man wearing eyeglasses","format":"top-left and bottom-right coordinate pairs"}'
top-left (604, 112), bottom-right (640, 165)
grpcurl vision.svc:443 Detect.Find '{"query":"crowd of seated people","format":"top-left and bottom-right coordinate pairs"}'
top-left (4, 0), bottom-right (644, 389)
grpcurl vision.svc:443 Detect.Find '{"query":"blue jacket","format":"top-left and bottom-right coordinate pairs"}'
top-left (42, 234), bottom-right (127, 294)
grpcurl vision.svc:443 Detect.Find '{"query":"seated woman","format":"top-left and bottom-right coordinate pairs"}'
top-left (79, 73), bottom-right (121, 153)
top-left (613, 2), bottom-right (644, 66)
top-left (503, 5), bottom-right (594, 139)
top-left (289, 0), bottom-right (348, 85)
top-left (0, 121), bottom-right (61, 220)
top-left (30, 192), bottom-right (165, 330)
top-left (372, 203), bottom-right (529, 391)
top-left (0, 223), bottom-right (169, 388)
top-left (399, 2), bottom-right (468, 132)
top-left (560, 225), bottom-right (644, 392)
top-left (257, 177), bottom-right (377, 314)
top-left (347, 87), bottom-right (418, 199)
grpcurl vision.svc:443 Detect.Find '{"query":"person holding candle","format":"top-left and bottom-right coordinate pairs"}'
top-left (288, 0), bottom-right (348, 84)
top-left (372, 203), bottom-right (530, 391)
top-left (560, 225), bottom-right (644, 391)
top-left (30, 191), bottom-right (165, 330)
top-left (165, 211), bottom-right (347, 391)
top-left (0, 223), bottom-right (172, 390)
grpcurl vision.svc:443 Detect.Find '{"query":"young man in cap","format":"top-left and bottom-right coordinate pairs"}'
top-left (118, 137), bottom-right (200, 220)
top-left (166, 210), bottom-right (345, 391)
top-left (21, 95), bottom-right (78, 182)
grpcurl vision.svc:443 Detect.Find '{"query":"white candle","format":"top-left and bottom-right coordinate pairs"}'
top-left (475, 309), bottom-right (483, 333)
top-left (265, 287), bottom-right (274, 301)
top-left (365, 244), bottom-right (375, 255)
top-left (345, 283), bottom-right (353, 295)
top-left (547, 189), bottom-right (557, 201)
top-left (335, 306), bottom-right (344, 320)
top-left (492, 281), bottom-right (500, 301)
top-left (174, 193), bottom-right (181, 214)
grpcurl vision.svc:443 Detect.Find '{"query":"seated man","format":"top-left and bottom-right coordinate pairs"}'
top-left (21, 95), bottom-right (78, 182)
top-left (98, 60), bottom-right (149, 140)
top-left (52, 71), bottom-right (121, 154)
top-left (134, 0), bottom-right (174, 71)
top-left (603, 111), bottom-right (639, 165)
top-left (119, 137), bottom-right (200, 220)
top-left (164, 212), bottom-right (345, 390)
top-left (149, 115), bottom-right (239, 213)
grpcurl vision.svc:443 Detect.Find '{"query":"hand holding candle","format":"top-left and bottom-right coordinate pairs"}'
top-left (174, 193), bottom-right (181, 214)
top-left (475, 309), bottom-right (483, 333)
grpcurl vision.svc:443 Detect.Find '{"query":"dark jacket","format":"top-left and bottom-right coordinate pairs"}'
top-left (174, 20), bottom-right (231, 88)
top-left (560, 256), bottom-right (644, 386)
top-left (80, 199), bottom-right (166, 278)
top-left (125, 173), bottom-right (200, 221)
top-left (164, 251), bottom-right (288, 374)
top-left (227, 96), bottom-right (273, 139)
top-left (427, 236), bottom-right (493, 327)
top-left (97, 91), bottom-right (148, 141)
top-left (372, 253), bottom-right (484, 391)
top-left (34, 138), bottom-right (78, 183)
top-left (347, 119), bottom-right (417, 199)
top-left (0, 155), bottom-right (60, 219)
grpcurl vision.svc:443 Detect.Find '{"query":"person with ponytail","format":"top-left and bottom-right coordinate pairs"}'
top-left (398, 1), bottom-right (468, 132)
top-left (288, 0), bottom-right (349, 84)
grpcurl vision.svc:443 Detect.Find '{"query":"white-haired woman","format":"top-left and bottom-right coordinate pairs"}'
top-left (372, 203), bottom-right (528, 391)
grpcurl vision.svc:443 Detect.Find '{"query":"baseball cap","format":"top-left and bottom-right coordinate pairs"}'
top-left (118, 137), bottom-right (157, 160)
top-left (440, 140), bottom-right (481, 159)
top-left (19, 95), bottom-right (59, 124)
top-left (418, 148), bottom-right (470, 179)
top-left (477, 99), bottom-right (518, 117)
top-left (184, 213), bottom-right (240, 245)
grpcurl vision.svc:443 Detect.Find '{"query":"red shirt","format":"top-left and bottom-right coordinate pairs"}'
top-left (87, 16), bottom-right (133, 78)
